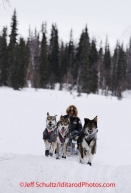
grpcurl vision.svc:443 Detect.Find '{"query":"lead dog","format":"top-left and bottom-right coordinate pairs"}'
top-left (43, 112), bottom-right (57, 157)
top-left (55, 116), bottom-right (70, 159)
top-left (77, 116), bottom-right (98, 166)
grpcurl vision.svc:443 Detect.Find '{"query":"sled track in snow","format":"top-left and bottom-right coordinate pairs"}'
top-left (0, 154), bottom-right (131, 193)
top-left (0, 154), bottom-right (14, 162)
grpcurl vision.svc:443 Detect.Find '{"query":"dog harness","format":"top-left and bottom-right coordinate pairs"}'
top-left (85, 133), bottom-right (97, 145)
top-left (59, 133), bottom-right (66, 143)
top-left (84, 130), bottom-right (98, 144)
top-left (43, 127), bottom-right (57, 143)
top-left (77, 129), bottom-right (98, 144)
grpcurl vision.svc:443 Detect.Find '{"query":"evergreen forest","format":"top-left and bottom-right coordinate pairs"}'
top-left (0, 10), bottom-right (131, 99)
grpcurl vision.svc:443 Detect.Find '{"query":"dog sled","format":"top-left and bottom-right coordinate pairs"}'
top-left (43, 112), bottom-right (98, 166)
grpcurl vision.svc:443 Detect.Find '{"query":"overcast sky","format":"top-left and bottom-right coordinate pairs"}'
top-left (1, 0), bottom-right (131, 50)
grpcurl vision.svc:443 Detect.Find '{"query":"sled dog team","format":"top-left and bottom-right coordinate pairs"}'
top-left (43, 105), bottom-right (98, 166)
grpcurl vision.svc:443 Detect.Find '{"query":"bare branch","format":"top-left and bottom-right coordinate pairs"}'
top-left (1, 0), bottom-right (10, 10)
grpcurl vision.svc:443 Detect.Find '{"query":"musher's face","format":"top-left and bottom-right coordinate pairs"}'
top-left (69, 108), bottom-right (75, 116)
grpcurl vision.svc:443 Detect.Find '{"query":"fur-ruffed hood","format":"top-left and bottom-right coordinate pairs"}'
top-left (66, 105), bottom-right (78, 117)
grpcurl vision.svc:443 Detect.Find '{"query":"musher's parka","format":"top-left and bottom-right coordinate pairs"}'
top-left (63, 105), bottom-right (82, 135)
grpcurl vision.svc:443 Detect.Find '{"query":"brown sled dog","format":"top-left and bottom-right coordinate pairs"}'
top-left (77, 116), bottom-right (98, 166)
top-left (55, 116), bottom-right (70, 159)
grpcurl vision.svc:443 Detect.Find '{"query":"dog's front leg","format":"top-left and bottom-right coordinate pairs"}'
top-left (62, 141), bottom-right (68, 159)
top-left (88, 153), bottom-right (93, 166)
top-left (87, 140), bottom-right (95, 166)
top-left (44, 140), bottom-right (50, 156)
top-left (56, 142), bottom-right (61, 159)
top-left (86, 149), bottom-right (92, 166)
top-left (79, 144), bottom-right (85, 164)
top-left (49, 142), bottom-right (56, 157)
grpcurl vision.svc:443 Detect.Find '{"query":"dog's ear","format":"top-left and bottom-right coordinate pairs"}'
top-left (54, 115), bottom-right (57, 120)
top-left (54, 115), bottom-right (57, 118)
top-left (84, 118), bottom-right (89, 123)
top-left (67, 118), bottom-right (70, 123)
top-left (93, 116), bottom-right (97, 122)
top-left (60, 115), bottom-right (64, 120)
top-left (93, 116), bottom-right (97, 128)
top-left (47, 112), bottom-right (49, 116)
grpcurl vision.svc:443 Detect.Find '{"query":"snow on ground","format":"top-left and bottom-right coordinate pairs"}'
top-left (0, 87), bottom-right (131, 193)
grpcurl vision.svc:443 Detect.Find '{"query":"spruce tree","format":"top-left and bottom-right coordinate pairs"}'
top-left (66, 30), bottom-right (75, 87)
top-left (39, 30), bottom-right (48, 88)
top-left (8, 9), bottom-right (19, 89)
top-left (0, 27), bottom-right (8, 86)
top-left (49, 24), bottom-right (59, 89)
top-left (98, 43), bottom-right (104, 93)
top-left (77, 27), bottom-right (90, 94)
top-left (32, 33), bottom-right (40, 89)
top-left (104, 39), bottom-right (111, 96)
top-left (26, 29), bottom-right (40, 89)
top-left (59, 41), bottom-right (66, 90)
top-left (116, 45), bottom-right (126, 99)
top-left (17, 37), bottom-right (29, 88)
top-left (81, 36), bottom-right (90, 94)
top-left (126, 38), bottom-right (131, 90)
top-left (111, 42), bottom-right (119, 96)
top-left (89, 39), bottom-right (98, 93)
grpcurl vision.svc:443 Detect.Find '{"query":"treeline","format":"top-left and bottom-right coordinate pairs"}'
top-left (0, 10), bottom-right (131, 99)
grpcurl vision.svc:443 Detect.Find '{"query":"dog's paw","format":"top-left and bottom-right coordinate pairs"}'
top-left (79, 159), bottom-right (84, 164)
top-left (45, 150), bottom-right (49, 156)
top-left (62, 155), bottom-right (66, 159)
top-left (56, 157), bottom-right (60, 159)
top-left (49, 153), bottom-right (53, 157)
top-left (84, 149), bottom-right (87, 155)
top-left (87, 162), bottom-right (92, 166)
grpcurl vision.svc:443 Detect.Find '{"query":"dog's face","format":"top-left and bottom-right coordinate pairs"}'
top-left (46, 112), bottom-right (57, 131)
top-left (58, 116), bottom-right (70, 138)
top-left (84, 116), bottom-right (97, 135)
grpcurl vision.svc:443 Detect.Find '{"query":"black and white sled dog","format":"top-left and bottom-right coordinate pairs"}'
top-left (43, 112), bottom-right (57, 157)
top-left (77, 116), bottom-right (98, 166)
top-left (55, 116), bottom-right (70, 159)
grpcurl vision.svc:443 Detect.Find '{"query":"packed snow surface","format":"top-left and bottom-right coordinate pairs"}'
top-left (0, 87), bottom-right (131, 193)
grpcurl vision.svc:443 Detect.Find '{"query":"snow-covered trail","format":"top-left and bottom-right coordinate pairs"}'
top-left (0, 153), bottom-right (131, 193)
top-left (0, 87), bottom-right (131, 193)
